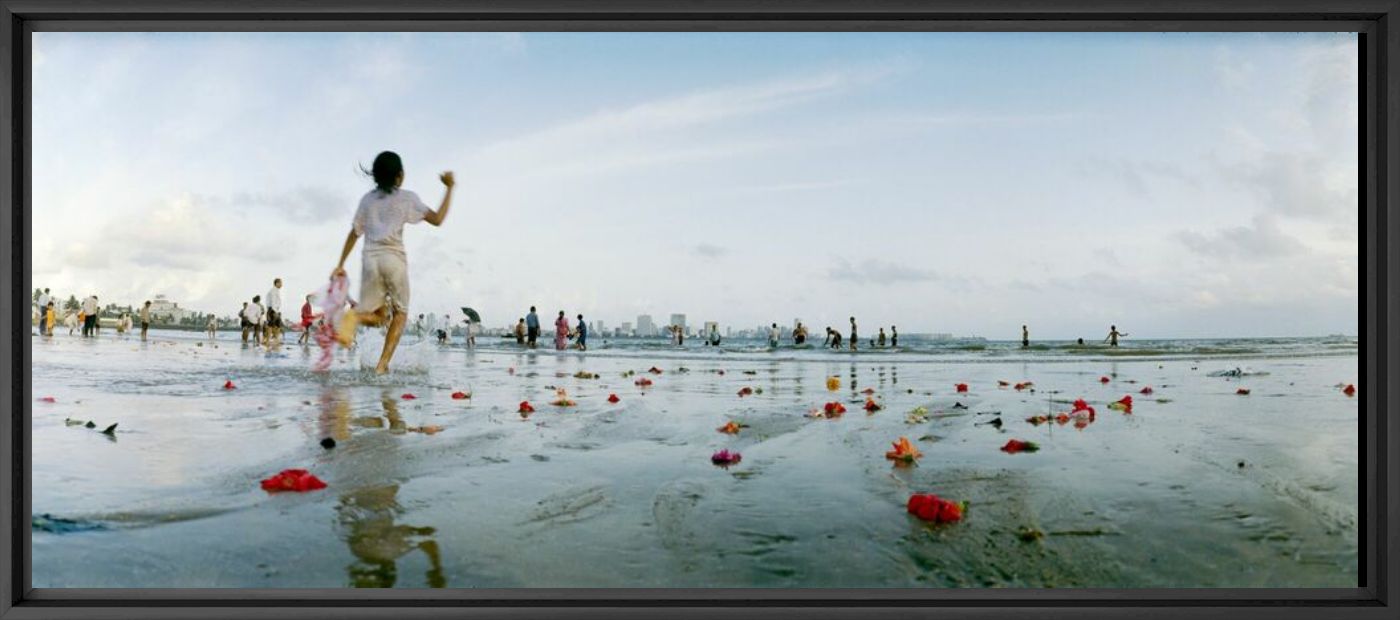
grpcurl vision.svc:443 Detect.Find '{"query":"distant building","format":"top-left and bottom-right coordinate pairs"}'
top-left (620, 321), bottom-right (632, 336)
top-left (636, 315), bottom-right (655, 338)
top-left (595, 321), bottom-right (605, 335)
top-left (147, 295), bottom-right (196, 323)
top-left (670, 314), bottom-right (687, 335)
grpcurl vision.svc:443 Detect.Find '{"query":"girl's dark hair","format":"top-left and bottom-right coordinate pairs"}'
top-left (361, 151), bottom-right (404, 195)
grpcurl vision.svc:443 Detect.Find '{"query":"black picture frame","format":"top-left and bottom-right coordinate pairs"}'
top-left (3, 1), bottom-right (1395, 618)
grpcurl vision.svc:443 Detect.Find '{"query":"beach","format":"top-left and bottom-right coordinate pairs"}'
top-left (31, 330), bottom-right (1358, 588)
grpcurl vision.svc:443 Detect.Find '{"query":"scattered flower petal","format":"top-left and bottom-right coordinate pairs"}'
top-left (451, 391), bottom-right (471, 400)
top-left (635, 377), bottom-right (654, 387)
top-left (864, 398), bottom-right (882, 412)
top-left (401, 393), bottom-right (417, 400)
top-left (711, 449), bottom-right (742, 466)
top-left (518, 401), bottom-right (535, 414)
top-left (885, 436), bottom-right (922, 463)
top-left (223, 380), bottom-right (236, 390)
top-left (1236, 388), bottom-right (1251, 395)
top-left (260, 469), bottom-right (327, 493)
top-left (955, 383), bottom-right (969, 393)
top-left (1107, 395), bottom-right (1133, 414)
top-left (1139, 386), bottom-right (1154, 395)
top-left (906, 493), bottom-right (967, 524)
top-left (1343, 384), bottom-right (1357, 397)
top-left (717, 421), bottom-right (743, 434)
top-left (1099, 376), bottom-right (1111, 384)
top-left (1000, 439), bottom-right (1040, 454)
top-left (607, 393), bottom-right (620, 403)
top-left (37, 396), bottom-right (55, 403)
top-left (737, 387), bottom-right (754, 397)
top-left (826, 376), bottom-right (841, 391)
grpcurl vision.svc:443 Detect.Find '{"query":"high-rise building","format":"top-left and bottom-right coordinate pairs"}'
top-left (636, 315), bottom-right (655, 338)
top-left (595, 321), bottom-right (605, 335)
top-left (620, 321), bottom-right (632, 337)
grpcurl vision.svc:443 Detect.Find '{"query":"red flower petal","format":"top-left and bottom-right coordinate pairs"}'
top-left (955, 383), bottom-right (968, 393)
top-left (737, 387), bottom-right (753, 397)
top-left (1236, 388), bottom-right (1250, 395)
top-left (37, 396), bottom-right (55, 403)
top-left (1343, 384), bottom-right (1356, 396)
top-left (260, 469), bottom-right (327, 493)
top-left (223, 380), bottom-right (236, 390)
top-left (915, 501), bottom-right (940, 522)
top-left (607, 393), bottom-right (620, 403)
top-left (1099, 376), bottom-right (1111, 384)
top-left (1139, 386), bottom-right (1154, 395)
top-left (451, 391), bottom-right (469, 400)
top-left (401, 393), bottom-right (417, 400)
top-left (518, 401), bottom-right (535, 413)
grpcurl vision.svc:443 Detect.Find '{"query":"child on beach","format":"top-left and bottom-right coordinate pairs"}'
top-left (44, 302), bottom-right (55, 337)
top-left (554, 311), bottom-right (569, 351)
top-left (1105, 325), bottom-right (1128, 347)
top-left (576, 314), bottom-right (588, 351)
top-left (330, 151), bottom-right (455, 374)
top-left (515, 319), bottom-right (526, 345)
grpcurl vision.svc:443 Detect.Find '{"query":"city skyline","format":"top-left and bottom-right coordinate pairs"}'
top-left (33, 32), bottom-right (1359, 339)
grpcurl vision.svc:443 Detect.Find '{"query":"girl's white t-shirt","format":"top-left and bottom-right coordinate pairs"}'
top-left (353, 189), bottom-right (431, 256)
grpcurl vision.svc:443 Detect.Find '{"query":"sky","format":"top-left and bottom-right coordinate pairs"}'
top-left (32, 31), bottom-right (1359, 339)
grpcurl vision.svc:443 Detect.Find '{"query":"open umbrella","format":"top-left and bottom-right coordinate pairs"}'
top-left (460, 307), bottom-right (482, 323)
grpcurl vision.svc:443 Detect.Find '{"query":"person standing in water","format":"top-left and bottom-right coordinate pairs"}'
top-left (769, 323), bottom-right (780, 348)
top-left (526, 307), bottom-right (540, 349)
top-left (206, 314), bottom-right (218, 339)
top-left (80, 295), bottom-right (99, 337)
top-left (877, 327), bottom-right (887, 347)
top-left (331, 151), bottom-right (455, 374)
top-left (43, 302), bottom-right (55, 338)
top-left (890, 325), bottom-right (898, 348)
top-left (249, 295), bottom-right (265, 345)
top-left (1022, 324), bottom-right (1030, 348)
top-left (298, 294), bottom-right (318, 345)
top-left (1104, 325), bottom-right (1128, 347)
top-left (849, 316), bottom-right (858, 351)
top-left (794, 322), bottom-right (807, 345)
top-left (140, 300), bottom-right (151, 341)
top-left (576, 314), bottom-right (588, 351)
top-left (554, 311), bottom-right (570, 351)
top-left (515, 318), bottom-right (526, 346)
top-left (265, 278), bottom-right (284, 346)
top-left (37, 288), bottom-right (51, 335)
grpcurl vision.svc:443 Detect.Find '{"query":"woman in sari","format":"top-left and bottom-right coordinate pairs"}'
top-left (554, 311), bottom-right (569, 351)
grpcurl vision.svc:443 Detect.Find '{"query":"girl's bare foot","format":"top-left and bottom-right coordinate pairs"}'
top-left (335, 312), bottom-right (358, 347)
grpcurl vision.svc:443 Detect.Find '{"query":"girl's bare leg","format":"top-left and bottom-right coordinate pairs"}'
top-left (376, 309), bottom-right (408, 374)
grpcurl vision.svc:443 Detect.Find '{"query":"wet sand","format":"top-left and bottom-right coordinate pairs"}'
top-left (31, 331), bottom-right (1358, 588)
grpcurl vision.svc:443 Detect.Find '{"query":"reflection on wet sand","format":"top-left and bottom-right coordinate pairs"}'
top-left (336, 484), bottom-right (445, 588)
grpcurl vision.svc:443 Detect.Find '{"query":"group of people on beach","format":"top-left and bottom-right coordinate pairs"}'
top-left (42, 151), bottom-right (1134, 374)
top-left (817, 317), bottom-right (897, 351)
top-left (509, 307), bottom-right (587, 351)
top-left (33, 289), bottom-right (149, 340)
